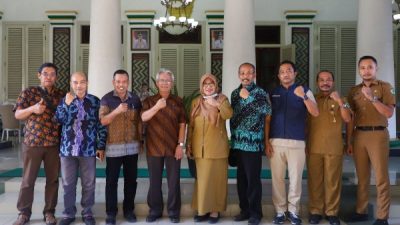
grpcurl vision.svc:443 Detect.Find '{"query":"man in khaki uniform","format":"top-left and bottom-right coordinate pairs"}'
top-left (347, 55), bottom-right (395, 225)
top-left (307, 70), bottom-right (351, 225)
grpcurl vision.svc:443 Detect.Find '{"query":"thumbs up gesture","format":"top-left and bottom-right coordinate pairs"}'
top-left (32, 98), bottom-right (46, 114)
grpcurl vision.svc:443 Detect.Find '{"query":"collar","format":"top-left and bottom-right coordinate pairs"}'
top-left (238, 82), bottom-right (256, 92)
top-left (280, 83), bottom-right (297, 91)
top-left (361, 79), bottom-right (379, 87)
top-left (113, 90), bottom-right (132, 101)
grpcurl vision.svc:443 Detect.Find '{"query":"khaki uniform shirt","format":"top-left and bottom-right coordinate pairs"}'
top-left (347, 80), bottom-right (395, 127)
top-left (307, 93), bottom-right (346, 155)
top-left (187, 96), bottom-right (233, 159)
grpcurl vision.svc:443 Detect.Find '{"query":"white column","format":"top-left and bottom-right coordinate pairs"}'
top-left (88, 0), bottom-right (122, 98)
top-left (357, 0), bottom-right (396, 138)
top-left (222, 0), bottom-right (255, 97)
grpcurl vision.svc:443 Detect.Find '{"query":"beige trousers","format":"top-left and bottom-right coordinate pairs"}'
top-left (270, 142), bottom-right (305, 214)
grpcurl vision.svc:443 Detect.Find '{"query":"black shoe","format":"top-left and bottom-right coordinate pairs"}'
top-left (82, 216), bottom-right (96, 225)
top-left (348, 213), bottom-right (368, 222)
top-left (233, 213), bottom-right (250, 222)
top-left (373, 219), bottom-right (389, 225)
top-left (124, 212), bottom-right (137, 223)
top-left (272, 213), bottom-right (286, 224)
top-left (288, 212), bottom-right (302, 225)
top-left (194, 213), bottom-right (210, 222)
top-left (146, 215), bottom-right (162, 223)
top-left (105, 215), bottom-right (116, 225)
top-left (326, 216), bottom-right (340, 225)
top-left (248, 217), bottom-right (261, 225)
top-left (208, 213), bottom-right (220, 224)
top-left (169, 215), bottom-right (180, 223)
top-left (58, 217), bottom-right (75, 225)
top-left (309, 214), bottom-right (322, 224)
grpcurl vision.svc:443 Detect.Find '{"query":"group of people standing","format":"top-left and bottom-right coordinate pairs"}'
top-left (11, 54), bottom-right (394, 225)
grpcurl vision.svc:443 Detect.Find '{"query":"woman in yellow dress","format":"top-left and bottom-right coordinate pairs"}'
top-left (187, 73), bottom-right (233, 223)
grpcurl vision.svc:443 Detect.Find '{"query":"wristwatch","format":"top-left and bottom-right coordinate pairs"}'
top-left (370, 96), bottom-right (378, 103)
top-left (303, 94), bottom-right (309, 101)
top-left (178, 142), bottom-right (185, 147)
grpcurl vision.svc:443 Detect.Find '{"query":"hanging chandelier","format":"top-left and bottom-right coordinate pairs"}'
top-left (153, 0), bottom-right (199, 35)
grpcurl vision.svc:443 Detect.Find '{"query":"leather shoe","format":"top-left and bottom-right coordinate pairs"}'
top-left (248, 217), bottom-right (261, 225)
top-left (194, 213), bottom-right (210, 222)
top-left (105, 215), bottom-right (116, 225)
top-left (233, 213), bottom-right (250, 222)
top-left (146, 215), bottom-right (162, 223)
top-left (169, 216), bottom-right (180, 223)
top-left (373, 219), bottom-right (389, 225)
top-left (348, 213), bottom-right (368, 222)
top-left (124, 212), bottom-right (137, 223)
top-left (309, 214), bottom-right (322, 224)
top-left (208, 213), bottom-right (220, 224)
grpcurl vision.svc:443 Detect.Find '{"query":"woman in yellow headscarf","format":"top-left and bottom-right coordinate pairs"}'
top-left (187, 73), bottom-right (233, 223)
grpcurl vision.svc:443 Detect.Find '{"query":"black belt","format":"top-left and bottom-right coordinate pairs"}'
top-left (356, 126), bottom-right (386, 131)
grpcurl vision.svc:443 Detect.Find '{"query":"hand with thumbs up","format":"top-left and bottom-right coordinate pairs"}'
top-left (32, 98), bottom-right (46, 115)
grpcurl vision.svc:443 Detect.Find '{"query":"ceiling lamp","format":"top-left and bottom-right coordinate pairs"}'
top-left (153, 0), bottom-right (199, 35)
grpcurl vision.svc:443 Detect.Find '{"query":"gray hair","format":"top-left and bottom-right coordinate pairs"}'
top-left (156, 68), bottom-right (175, 82)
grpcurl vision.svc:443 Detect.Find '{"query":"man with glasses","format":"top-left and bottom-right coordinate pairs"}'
top-left (266, 60), bottom-right (319, 225)
top-left (230, 63), bottom-right (271, 225)
top-left (141, 68), bottom-right (186, 223)
top-left (100, 69), bottom-right (143, 225)
top-left (13, 63), bottom-right (65, 225)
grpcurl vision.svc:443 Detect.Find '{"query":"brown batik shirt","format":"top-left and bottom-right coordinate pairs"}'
top-left (142, 93), bottom-right (186, 157)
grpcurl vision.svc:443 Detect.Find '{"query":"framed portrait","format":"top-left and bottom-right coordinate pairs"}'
top-left (210, 28), bottom-right (223, 51)
top-left (131, 28), bottom-right (150, 50)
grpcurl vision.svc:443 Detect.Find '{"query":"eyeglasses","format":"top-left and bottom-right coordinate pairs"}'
top-left (41, 72), bottom-right (56, 77)
top-left (158, 79), bottom-right (172, 84)
top-left (239, 71), bottom-right (255, 76)
top-left (203, 82), bottom-right (215, 87)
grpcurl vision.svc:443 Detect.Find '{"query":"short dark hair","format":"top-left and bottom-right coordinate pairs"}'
top-left (113, 69), bottom-right (129, 79)
top-left (238, 62), bottom-right (256, 74)
top-left (316, 70), bottom-right (335, 81)
top-left (279, 60), bottom-right (297, 73)
top-left (358, 55), bottom-right (378, 66)
top-left (38, 62), bottom-right (58, 75)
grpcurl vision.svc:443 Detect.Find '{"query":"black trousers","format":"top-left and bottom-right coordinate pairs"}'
top-left (105, 154), bottom-right (138, 216)
top-left (236, 150), bottom-right (263, 220)
top-left (146, 155), bottom-right (181, 217)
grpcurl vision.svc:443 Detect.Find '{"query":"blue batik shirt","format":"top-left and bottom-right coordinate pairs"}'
top-left (230, 82), bottom-right (271, 152)
top-left (56, 93), bottom-right (107, 157)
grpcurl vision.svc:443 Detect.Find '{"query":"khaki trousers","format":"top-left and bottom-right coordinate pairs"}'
top-left (17, 145), bottom-right (60, 217)
top-left (270, 145), bottom-right (305, 214)
top-left (307, 153), bottom-right (343, 216)
top-left (353, 129), bottom-right (390, 220)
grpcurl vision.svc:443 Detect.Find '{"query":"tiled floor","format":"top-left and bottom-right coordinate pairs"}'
top-left (0, 143), bottom-right (400, 225)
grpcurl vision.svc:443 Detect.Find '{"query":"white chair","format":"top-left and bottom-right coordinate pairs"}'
top-left (0, 104), bottom-right (21, 143)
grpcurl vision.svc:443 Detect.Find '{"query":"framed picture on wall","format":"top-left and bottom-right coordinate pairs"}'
top-left (210, 28), bottom-right (223, 51)
top-left (131, 28), bottom-right (150, 50)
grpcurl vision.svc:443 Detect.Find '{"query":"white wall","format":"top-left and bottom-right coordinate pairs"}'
top-left (0, 0), bottom-right (358, 22)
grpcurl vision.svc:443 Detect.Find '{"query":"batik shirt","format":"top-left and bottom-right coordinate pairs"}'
top-left (56, 94), bottom-right (107, 157)
top-left (14, 86), bottom-right (65, 147)
top-left (230, 82), bottom-right (271, 152)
